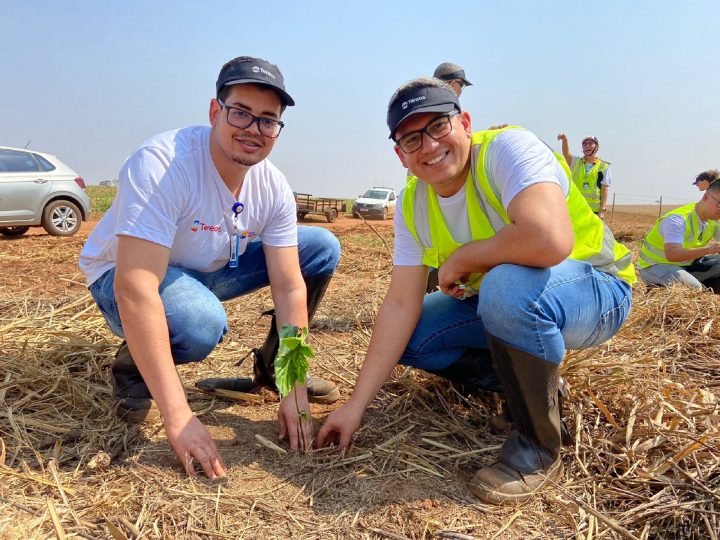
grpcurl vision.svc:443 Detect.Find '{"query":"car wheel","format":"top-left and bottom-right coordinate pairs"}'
top-left (0, 226), bottom-right (30, 238)
top-left (42, 200), bottom-right (82, 236)
top-left (382, 207), bottom-right (388, 220)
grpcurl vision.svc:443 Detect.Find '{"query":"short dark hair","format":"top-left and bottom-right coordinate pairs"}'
top-left (696, 169), bottom-right (720, 185)
top-left (217, 56), bottom-right (288, 113)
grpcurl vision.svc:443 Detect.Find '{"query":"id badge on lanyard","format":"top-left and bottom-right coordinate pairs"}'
top-left (229, 202), bottom-right (244, 268)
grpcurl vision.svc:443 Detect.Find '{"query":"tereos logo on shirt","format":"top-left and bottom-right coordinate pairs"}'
top-left (191, 219), bottom-right (222, 233)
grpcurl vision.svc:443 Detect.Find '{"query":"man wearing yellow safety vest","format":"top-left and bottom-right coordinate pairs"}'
top-left (557, 133), bottom-right (611, 219)
top-left (638, 181), bottom-right (720, 290)
top-left (317, 78), bottom-right (636, 504)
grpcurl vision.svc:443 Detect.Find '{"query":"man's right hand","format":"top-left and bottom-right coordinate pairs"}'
top-left (316, 401), bottom-right (364, 449)
top-left (706, 241), bottom-right (720, 255)
top-left (164, 408), bottom-right (226, 479)
top-left (557, 132), bottom-right (567, 142)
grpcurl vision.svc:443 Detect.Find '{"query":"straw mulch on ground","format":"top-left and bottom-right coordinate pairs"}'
top-left (0, 217), bottom-right (718, 539)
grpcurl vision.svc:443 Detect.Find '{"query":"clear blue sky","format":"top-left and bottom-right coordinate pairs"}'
top-left (1, 1), bottom-right (718, 204)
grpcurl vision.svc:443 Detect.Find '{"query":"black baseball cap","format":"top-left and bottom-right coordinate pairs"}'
top-left (433, 62), bottom-right (472, 86)
top-left (216, 57), bottom-right (295, 107)
top-left (387, 84), bottom-right (461, 139)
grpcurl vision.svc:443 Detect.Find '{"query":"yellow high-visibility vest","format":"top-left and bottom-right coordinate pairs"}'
top-left (572, 157), bottom-right (608, 212)
top-left (402, 126), bottom-right (636, 290)
top-left (638, 202), bottom-right (717, 268)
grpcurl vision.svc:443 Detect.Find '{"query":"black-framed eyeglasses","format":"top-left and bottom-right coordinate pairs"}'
top-left (217, 99), bottom-right (284, 138)
top-left (394, 111), bottom-right (459, 154)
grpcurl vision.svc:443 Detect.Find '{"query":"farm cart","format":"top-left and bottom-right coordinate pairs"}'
top-left (294, 192), bottom-right (347, 223)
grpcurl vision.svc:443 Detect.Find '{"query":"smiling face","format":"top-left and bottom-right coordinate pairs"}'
top-left (581, 138), bottom-right (598, 157)
top-left (393, 111), bottom-right (473, 197)
top-left (209, 84), bottom-right (282, 173)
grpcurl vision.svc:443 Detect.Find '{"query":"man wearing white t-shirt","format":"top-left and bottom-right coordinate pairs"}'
top-left (317, 78), bottom-right (635, 504)
top-left (638, 181), bottom-right (720, 290)
top-left (557, 133), bottom-right (612, 219)
top-left (80, 56), bottom-right (340, 479)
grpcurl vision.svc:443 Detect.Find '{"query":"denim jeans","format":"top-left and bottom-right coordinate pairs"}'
top-left (89, 226), bottom-right (340, 364)
top-left (399, 259), bottom-right (633, 368)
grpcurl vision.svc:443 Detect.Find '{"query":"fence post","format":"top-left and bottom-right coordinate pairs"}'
top-left (658, 196), bottom-right (663, 218)
top-left (610, 193), bottom-right (616, 221)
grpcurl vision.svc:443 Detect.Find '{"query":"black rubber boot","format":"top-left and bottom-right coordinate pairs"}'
top-left (195, 274), bottom-right (340, 404)
top-left (111, 342), bottom-right (161, 424)
top-left (469, 334), bottom-right (563, 505)
top-left (423, 348), bottom-right (502, 396)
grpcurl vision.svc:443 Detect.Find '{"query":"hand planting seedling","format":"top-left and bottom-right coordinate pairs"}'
top-left (275, 323), bottom-right (314, 450)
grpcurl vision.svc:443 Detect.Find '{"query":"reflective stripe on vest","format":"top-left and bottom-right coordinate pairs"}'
top-left (572, 158), bottom-right (608, 212)
top-left (401, 126), bottom-right (637, 287)
top-left (637, 202), bottom-right (718, 269)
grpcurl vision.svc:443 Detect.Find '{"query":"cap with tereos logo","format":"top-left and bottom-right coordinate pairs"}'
top-left (216, 57), bottom-right (295, 107)
top-left (387, 85), bottom-right (461, 139)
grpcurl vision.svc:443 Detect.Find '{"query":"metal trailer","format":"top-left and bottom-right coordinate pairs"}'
top-left (294, 192), bottom-right (347, 223)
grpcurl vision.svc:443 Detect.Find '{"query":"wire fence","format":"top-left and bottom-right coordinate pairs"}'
top-left (608, 192), bottom-right (691, 219)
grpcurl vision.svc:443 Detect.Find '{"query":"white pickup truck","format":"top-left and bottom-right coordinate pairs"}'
top-left (352, 187), bottom-right (397, 220)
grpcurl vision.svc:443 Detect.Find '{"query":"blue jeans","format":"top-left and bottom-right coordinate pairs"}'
top-left (89, 226), bottom-right (340, 364)
top-left (400, 259), bottom-right (632, 368)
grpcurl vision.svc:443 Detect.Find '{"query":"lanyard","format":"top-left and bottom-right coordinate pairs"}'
top-left (229, 202), bottom-right (244, 268)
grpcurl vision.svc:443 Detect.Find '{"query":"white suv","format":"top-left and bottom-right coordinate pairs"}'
top-left (0, 146), bottom-right (91, 237)
top-left (352, 187), bottom-right (397, 220)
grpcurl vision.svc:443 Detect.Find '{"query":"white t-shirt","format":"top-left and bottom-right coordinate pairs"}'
top-left (394, 129), bottom-right (569, 266)
top-left (570, 156), bottom-right (612, 186)
top-left (79, 126), bottom-right (297, 286)
top-left (659, 210), bottom-right (720, 245)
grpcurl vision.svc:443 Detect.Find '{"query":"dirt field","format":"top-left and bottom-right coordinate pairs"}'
top-left (1, 213), bottom-right (718, 539)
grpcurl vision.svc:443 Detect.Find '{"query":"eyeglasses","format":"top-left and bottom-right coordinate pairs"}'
top-left (394, 111), bottom-right (459, 154)
top-left (217, 99), bottom-right (284, 138)
top-left (706, 191), bottom-right (720, 208)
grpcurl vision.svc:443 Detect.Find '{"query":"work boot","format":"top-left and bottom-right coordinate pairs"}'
top-left (195, 274), bottom-right (340, 404)
top-left (423, 348), bottom-right (502, 396)
top-left (111, 342), bottom-right (161, 424)
top-left (469, 334), bottom-right (563, 505)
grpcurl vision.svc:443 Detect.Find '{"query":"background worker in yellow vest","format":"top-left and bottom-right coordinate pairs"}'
top-left (557, 133), bottom-right (611, 219)
top-left (638, 180), bottom-right (720, 290)
top-left (692, 169), bottom-right (720, 191)
top-left (318, 78), bottom-right (635, 505)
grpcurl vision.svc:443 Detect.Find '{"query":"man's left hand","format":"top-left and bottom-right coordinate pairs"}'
top-left (278, 384), bottom-right (313, 451)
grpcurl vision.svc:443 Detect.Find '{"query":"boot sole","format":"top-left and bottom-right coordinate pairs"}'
top-left (469, 460), bottom-right (563, 505)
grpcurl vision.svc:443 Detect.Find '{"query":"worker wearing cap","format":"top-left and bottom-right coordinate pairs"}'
top-left (318, 77), bottom-right (635, 504)
top-left (557, 133), bottom-right (612, 218)
top-left (433, 62), bottom-right (473, 96)
top-left (80, 55), bottom-right (341, 479)
top-left (638, 179), bottom-right (720, 290)
top-left (693, 169), bottom-right (720, 191)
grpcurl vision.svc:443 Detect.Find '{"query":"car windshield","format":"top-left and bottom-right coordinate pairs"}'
top-left (362, 190), bottom-right (388, 200)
